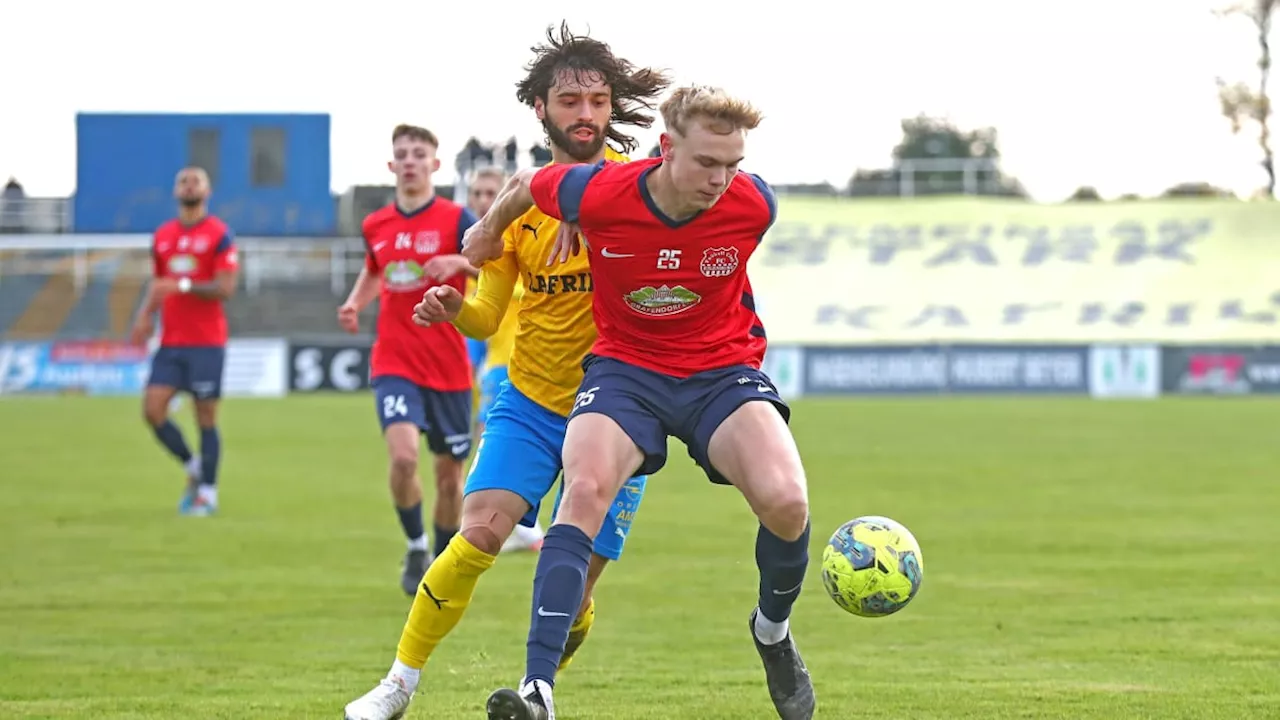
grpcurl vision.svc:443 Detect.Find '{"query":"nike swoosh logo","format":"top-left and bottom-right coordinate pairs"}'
top-left (537, 606), bottom-right (571, 618)
top-left (372, 241), bottom-right (388, 252)
top-left (758, 383), bottom-right (773, 393)
top-left (772, 581), bottom-right (803, 596)
top-left (600, 248), bottom-right (634, 258)
top-left (451, 443), bottom-right (470, 455)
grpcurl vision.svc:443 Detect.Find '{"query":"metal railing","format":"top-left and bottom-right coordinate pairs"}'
top-left (0, 197), bottom-right (73, 234)
top-left (0, 235), bottom-right (366, 294)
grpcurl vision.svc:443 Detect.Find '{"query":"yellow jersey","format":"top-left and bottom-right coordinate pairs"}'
top-left (454, 148), bottom-right (628, 416)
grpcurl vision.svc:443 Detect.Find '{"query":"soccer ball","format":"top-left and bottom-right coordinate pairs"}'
top-left (821, 515), bottom-right (924, 617)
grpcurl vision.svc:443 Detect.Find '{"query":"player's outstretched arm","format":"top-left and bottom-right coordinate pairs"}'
top-left (453, 242), bottom-right (519, 340)
top-left (462, 169), bottom-right (538, 267)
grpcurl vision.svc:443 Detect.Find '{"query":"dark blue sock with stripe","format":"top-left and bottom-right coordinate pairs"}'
top-left (524, 524), bottom-right (593, 687)
top-left (199, 427), bottom-right (220, 487)
top-left (756, 521), bottom-right (811, 623)
top-left (153, 420), bottom-right (192, 463)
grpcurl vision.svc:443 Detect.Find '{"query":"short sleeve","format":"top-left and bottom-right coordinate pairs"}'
top-left (362, 221), bottom-right (380, 273)
top-left (529, 161), bottom-right (606, 223)
top-left (213, 229), bottom-right (239, 271)
top-left (457, 207), bottom-right (479, 247)
top-left (745, 173), bottom-right (778, 236)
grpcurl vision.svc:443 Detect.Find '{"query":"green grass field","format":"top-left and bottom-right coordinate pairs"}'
top-left (2, 395), bottom-right (1278, 719)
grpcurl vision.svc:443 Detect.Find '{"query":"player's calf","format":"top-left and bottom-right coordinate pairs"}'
top-left (430, 453), bottom-right (465, 557)
top-left (522, 414), bottom-right (640, 688)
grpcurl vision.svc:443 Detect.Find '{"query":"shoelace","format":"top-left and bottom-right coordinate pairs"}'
top-left (367, 679), bottom-right (409, 711)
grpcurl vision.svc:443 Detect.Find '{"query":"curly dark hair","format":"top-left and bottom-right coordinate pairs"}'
top-left (516, 22), bottom-right (672, 154)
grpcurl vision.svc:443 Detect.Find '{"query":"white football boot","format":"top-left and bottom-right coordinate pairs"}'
top-left (344, 676), bottom-right (414, 720)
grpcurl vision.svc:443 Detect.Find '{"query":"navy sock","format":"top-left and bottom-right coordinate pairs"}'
top-left (152, 420), bottom-right (193, 463)
top-left (756, 522), bottom-right (811, 623)
top-left (199, 427), bottom-right (220, 487)
top-left (432, 523), bottom-right (458, 557)
top-left (396, 502), bottom-right (425, 541)
top-left (525, 524), bottom-right (593, 688)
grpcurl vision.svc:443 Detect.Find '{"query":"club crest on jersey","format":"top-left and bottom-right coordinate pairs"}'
top-left (699, 247), bottom-right (739, 278)
top-left (623, 285), bottom-right (701, 316)
top-left (383, 260), bottom-right (429, 292)
top-left (414, 231), bottom-right (441, 255)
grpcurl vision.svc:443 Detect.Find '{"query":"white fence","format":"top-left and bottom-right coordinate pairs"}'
top-left (0, 234), bottom-right (365, 295)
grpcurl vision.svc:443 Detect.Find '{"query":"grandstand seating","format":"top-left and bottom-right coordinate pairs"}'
top-left (1, 250), bottom-right (146, 340)
top-left (0, 243), bottom-right (366, 340)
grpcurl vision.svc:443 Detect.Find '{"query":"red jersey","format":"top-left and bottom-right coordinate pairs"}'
top-left (363, 199), bottom-right (477, 391)
top-left (152, 215), bottom-right (238, 347)
top-left (530, 157), bottom-right (776, 377)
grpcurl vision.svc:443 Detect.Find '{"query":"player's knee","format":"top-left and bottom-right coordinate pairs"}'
top-left (561, 473), bottom-right (614, 517)
top-left (432, 456), bottom-right (464, 493)
top-left (194, 402), bottom-right (218, 428)
top-left (142, 402), bottom-right (166, 427)
top-left (435, 475), bottom-right (464, 504)
top-left (757, 480), bottom-right (810, 542)
top-left (389, 452), bottom-right (418, 480)
top-left (460, 525), bottom-right (503, 556)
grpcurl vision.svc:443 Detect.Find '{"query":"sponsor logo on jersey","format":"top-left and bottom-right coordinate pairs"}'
top-left (623, 285), bottom-right (701, 316)
top-left (383, 260), bottom-right (430, 292)
top-left (700, 247), bottom-right (739, 277)
top-left (167, 254), bottom-right (197, 274)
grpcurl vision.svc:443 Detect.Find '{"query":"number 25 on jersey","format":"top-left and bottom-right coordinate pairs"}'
top-left (657, 249), bottom-right (681, 270)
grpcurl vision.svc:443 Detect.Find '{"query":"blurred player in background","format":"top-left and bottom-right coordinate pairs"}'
top-left (342, 25), bottom-right (670, 720)
top-left (465, 166), bottom-right (545, 554)
top-left (462, 167), bottom-right (503, 409)
top-left (337, 124), bottom-right (479, 596)
top-left (130, 167), bottom-right (238, 517)
top-left (471, 86), bottom-right (815, 720)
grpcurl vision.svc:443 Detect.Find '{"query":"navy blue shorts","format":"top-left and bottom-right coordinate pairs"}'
top-left (372, 375), bottom-right (473, 461)
top-left (569, 355), bottom-right (790, 485)
top-left (147, 346), bottom-right (226, 400)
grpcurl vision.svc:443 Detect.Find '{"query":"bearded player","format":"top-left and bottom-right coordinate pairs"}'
top-left (464, 86), bottom-right (815, 720)
top-left (337, 124), bottom-right (479, 596)
top-left (130, 166), bottom-right (239, 517)
top-left (343, 24), bottom-right (670, 720)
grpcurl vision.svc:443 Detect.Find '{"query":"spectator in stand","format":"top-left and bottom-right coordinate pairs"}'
top-left (1, 177), bottom-right (26, 234)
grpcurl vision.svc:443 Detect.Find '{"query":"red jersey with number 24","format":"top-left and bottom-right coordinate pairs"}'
top-left (363, 199), bottom-right (477, 391)
top-left (529, 157), bottom-right (777, 378)
top-left (152, 215), bottom-right (238, 347)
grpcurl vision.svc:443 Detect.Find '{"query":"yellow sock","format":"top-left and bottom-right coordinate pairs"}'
top-left (395, 534), bottom-right (496, 668)
top-left (558, 596), bottom-right (596, 671)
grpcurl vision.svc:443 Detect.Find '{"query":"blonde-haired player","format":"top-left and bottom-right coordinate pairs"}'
top-left (465, 83), bottom-right (814, 720)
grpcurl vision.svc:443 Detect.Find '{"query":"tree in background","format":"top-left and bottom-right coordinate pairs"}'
top-left (1216, 0), bottom-right (1276, 197)
top-left (1067, 186), bottom-right (1102, 202)
top-left (848, 115), bottom-right (1027, 198)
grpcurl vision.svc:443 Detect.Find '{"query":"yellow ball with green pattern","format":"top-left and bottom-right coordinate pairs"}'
top-left (821, 515), bottom-right (924, 617)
